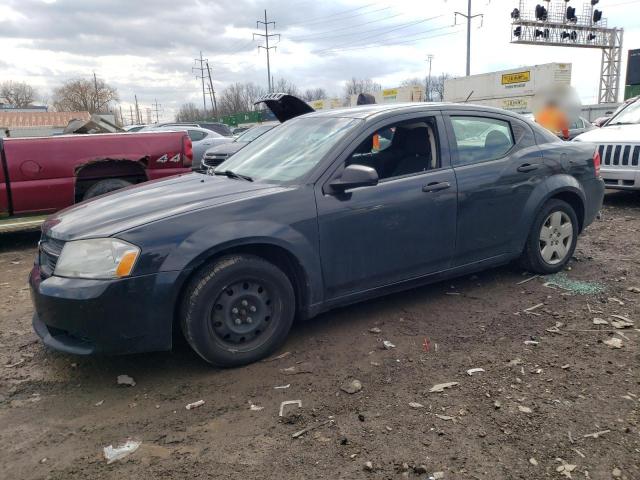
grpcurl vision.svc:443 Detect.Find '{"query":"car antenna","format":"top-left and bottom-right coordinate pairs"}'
top-left (464, 90), bottom-right (474, 103)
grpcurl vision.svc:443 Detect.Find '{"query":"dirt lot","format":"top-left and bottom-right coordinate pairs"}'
top-left (0, 192), bottom-right (639, 480)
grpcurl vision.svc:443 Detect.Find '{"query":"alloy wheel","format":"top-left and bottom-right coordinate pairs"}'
top-left (539, 211), bottom-right (573, 265)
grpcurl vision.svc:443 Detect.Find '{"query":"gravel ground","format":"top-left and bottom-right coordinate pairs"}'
top-left (0, 191), bottom-right (638, 480)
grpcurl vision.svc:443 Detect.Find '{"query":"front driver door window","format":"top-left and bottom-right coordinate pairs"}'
top-left (315, 115), bottom-right (458, 298)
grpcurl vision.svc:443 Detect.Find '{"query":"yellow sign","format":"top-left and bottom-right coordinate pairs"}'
top-left (382, 88), bottom-right (398, 97)
top-left (501, 71), bottom-right (531, 85)
top-left (310, 100), bottom-right (325, 110)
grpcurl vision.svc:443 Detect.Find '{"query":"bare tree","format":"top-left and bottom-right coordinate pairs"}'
top-left (431, 73), bottom-right (451, 102)
top-left (343, 77), bottom-right (382, 103)
top-left (52, 77), bottom-right (119, 113)
top-left (301, 88), bottom-right (327, 102)
top-left (218, 82), bottom-right (267, 117)
top-left (0, 81), bottom-right (38, 107)
top-left (175, 103), bottom-right (203, 122)
top-left (272, 78), bottom-right (299, 96)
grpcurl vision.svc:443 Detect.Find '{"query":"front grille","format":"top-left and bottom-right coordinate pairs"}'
top-left (598, 144), bottom-right (640, 167)
top-left (39, 236), bottom-right (65, 278)
top-left (202, 153), bottom-right (229, 169)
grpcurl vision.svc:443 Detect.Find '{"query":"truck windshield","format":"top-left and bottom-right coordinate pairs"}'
top-left (608, 99), bottom-right (640, 125)
top-left (216, 117), bottom-right (361, 183)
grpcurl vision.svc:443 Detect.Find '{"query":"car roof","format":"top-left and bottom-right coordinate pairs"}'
top-left (301, 102), bottom-right (528, 121)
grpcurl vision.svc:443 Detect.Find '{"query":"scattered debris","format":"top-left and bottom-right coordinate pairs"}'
top-left (583, 429), bottom-right (610, 439)
top-left (544, 273), bottom-right (605, 295)
top-left (518, 405), bottom-right (532, 414)
top-left (593, 318), bottom-right (609, 325)
top-left (546, 322), bottom-right (565, 334)
top-left (524, 303), bottom-right (544, 315)
top-left (627, 287), bottom-right (640, 294)
top-left (466, 368), bottom-right (485, 376)
top-left (274, 384), bottom-right (290, 390)
top-left (185, 400), bottom-right (205, 410)
top-left (612, 467), bottom-right (622, 478)
top-left (610, 314), bottom-right (634, 329)
top-left (523, 340), bottom-right (539, 346)
top-left (279, 400), bottom-right (302, 417)
top-left (493, 400), bottom-right (502, 409)
top-left (555, 459), bottom-right (577, 479)
top-left (429, 472), bottom-right (445, 479)
top-left (572, 448), bottom-right (585, 459)
top-left (604, 338), bottom-right (623, 349)
top-left (429, 382), bottom-right (459, 393)
top-left (382, 340), bottom-right (396, 349)
top-left (292, 419), bottom-right (333, 439)
top-left (249, 404), bottom-right (264, 411)
top-left (280, 363), bottom-right (313, 375)
top-left (608, 297), bottom-right (624, 306)
top-left (369, 327), bottom-right (381, 334)
top-left (529, 458), bottom-right (538, 466)
top-left (341, 379), bottom-right (363, 394)
top-left (103, 440), bottom-right (141, 464)
top-left (517, 275), bottom-right (540, 285)
top-left (262, 351), bottom-right (291, 362)
top-left (95, 400), bottom-right (104, 407)
top-left (408, 402), bottom-right (424, 409)
top-left (363, 461), bottom-right (374, 471)
top-left (435, 414), bottom-right (454, 421)
top-left (116, 375), bottom-right (136, 387)
top-left (5, 358), bottom-right (25, 368)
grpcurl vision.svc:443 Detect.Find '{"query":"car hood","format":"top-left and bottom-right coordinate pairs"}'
top-left (574, 123), bottom-right (640, 143)
top-left (205, 142), bottom-right (247, 155)
top-left (43, 173), bottom-right (284, 240)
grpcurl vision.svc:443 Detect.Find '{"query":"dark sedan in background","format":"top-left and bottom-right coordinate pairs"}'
top-left (201, 123), bottom-right (277, 170)
top-left (30, 99), bottom-right (604, 367)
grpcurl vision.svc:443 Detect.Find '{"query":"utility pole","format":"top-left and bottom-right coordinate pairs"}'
top-left (426, 54), bottom-right (434, 102)
top-left (205, 61), bottom-right (218, 118)
top-left (119, 105), bottom-right (124, 126)
top-left (193, 52), bottom-right (208, 118)
top-left (254, 10), bottom-right (280, 93)
top-left (129, 105), bottom-right (134, 125)
top-left (152, 98), bottom-right (162, 123)
top-left (454, 0), bottom-right (483, 76)
top-left (93, 71), bottom-right (99, 113)
top-left (134, 95), bottom-right (141, 124)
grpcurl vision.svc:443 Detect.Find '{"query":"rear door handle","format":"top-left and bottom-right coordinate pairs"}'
top-left (517, 163), bottom-right (540, 173)
top-left (422, 181), bottom-right (451, 193)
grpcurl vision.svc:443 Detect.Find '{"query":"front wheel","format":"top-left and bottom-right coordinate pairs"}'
top-left (83, 178), bottom-right (132, 200)
top-left (180, 255), bottom-right (295, 367)
top-left (520, 199), bottom-right (579, 274)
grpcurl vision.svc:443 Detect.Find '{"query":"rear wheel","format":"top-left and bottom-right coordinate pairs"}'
top-left (520, 199), bottom-right (578, 274)
top-left (180, 255), bottom-right (295, 367)
top-left (83, 178), bottom-right (132, 200)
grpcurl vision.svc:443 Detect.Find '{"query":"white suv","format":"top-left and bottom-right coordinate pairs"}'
top-left (574, 96), bottom-right (640, 190)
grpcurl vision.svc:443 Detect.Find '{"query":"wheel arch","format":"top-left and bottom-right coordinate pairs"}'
top-left (74, 158), bottom-right (149, 202)
top-left (171, 240), bottom-right (314, 342)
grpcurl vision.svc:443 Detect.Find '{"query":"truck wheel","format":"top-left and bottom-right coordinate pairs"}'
top-left (520, 199), bottom-right (578, 274)
top-left (83, 178), bottom-right (132, 200)
top-left (180, 254), bottom-right (295, 367)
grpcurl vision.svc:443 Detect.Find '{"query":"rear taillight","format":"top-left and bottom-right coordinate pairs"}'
top-left (593, 149), bottom-right (601, 177)
top-left (182, 135), bottom-right (193, 168)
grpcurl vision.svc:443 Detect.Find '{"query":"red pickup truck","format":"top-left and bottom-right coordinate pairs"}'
top-left (0, 131), bottom-right (192, 220)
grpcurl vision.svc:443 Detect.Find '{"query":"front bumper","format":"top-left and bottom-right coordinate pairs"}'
top-left (29, 265), bottom-right (182, 355)
top-left (600, 167), bottom-right (640, 190)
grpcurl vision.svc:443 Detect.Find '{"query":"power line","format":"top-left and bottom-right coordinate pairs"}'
top-left (317, 26), bottom-right (460, 55)
top-left (254, 9), bottom-right (280, 93)
top-left (152, 98), bottom-right (163, 123)
top-left (205, 61), bottom-right (218, 118)
top-left (314, 16), bottom-right (446, 54)
top-left (286, 3), bottom-right (378, 27)
top-left (290, 12), bottom-right (405, 41)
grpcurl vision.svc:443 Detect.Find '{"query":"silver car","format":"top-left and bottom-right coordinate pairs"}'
top-left (142, 126), bottom-right (234, 170)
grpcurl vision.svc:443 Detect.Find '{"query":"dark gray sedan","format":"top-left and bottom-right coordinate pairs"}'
top-left (30, 100), bottom-right (604, 367)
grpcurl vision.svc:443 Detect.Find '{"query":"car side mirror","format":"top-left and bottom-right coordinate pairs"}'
top-left (329, 164), bottom-right (378, 193)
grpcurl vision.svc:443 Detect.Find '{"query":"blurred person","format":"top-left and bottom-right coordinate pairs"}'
top-left (535, 99), bottom-right (569, 139)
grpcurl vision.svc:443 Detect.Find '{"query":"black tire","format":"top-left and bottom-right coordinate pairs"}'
top-left (180, 254), bottom-right (295, 367)
top-left (520, 199), bottom-right (579, 274)
top-left (83, 178), bottom-right (132, 200)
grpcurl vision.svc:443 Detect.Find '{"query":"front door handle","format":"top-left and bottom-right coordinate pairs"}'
top-left (517, 163), bottom-right (540, 173)
top-left (422, 181), bottom-right (451, 193)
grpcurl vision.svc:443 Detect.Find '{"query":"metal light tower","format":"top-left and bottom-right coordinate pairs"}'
top-left (510, 0), bottom-right (623, 103)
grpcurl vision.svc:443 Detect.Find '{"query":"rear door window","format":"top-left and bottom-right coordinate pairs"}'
top-left (450, 116), bottom-right (514, 165)
top-left (188, 130), bottom-right (207, 142)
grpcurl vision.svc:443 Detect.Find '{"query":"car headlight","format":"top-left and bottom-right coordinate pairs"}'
top-left (54, 238), bottom-right (140, 279)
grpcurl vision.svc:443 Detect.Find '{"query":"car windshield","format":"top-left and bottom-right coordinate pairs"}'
top-left (608, 99), bottom-right (640, 125)
top-left (236, 125), bottom-right (275, 142)
top-left (216, 117), bottom-right (362, 183)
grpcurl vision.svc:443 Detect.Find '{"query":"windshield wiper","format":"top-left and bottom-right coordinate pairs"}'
top-left (213, 169), bottom-right (253, 182)
top-left (608, 121), bottom-right (635, 126)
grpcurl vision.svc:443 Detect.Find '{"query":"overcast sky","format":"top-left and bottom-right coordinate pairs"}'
top-left (1, 0), bottom-right (639, 122)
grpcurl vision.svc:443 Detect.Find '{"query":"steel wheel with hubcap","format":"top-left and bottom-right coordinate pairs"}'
top-left (520, 198), bottom-right (579, 274)
top-left (181, 254), bottom-right (295, 367)
top-left (539, 211), bottom-right (573, 265)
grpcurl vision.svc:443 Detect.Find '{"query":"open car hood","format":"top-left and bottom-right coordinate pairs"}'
top-left (254, 93), bottom-right (315, 123)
